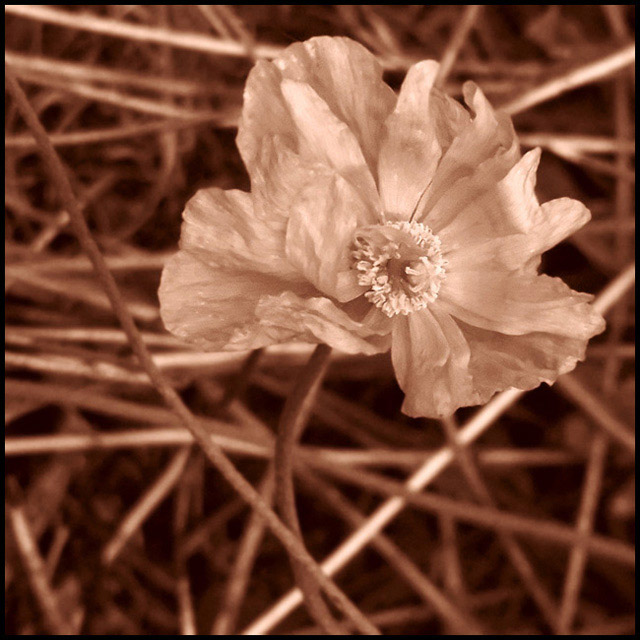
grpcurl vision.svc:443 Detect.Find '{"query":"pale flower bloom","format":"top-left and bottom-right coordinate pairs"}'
top-left (159, 36), bottom-right (605, 418)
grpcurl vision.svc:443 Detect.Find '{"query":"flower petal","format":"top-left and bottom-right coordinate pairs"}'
top-left (178, 187), bottom-right (299, 280)
top-left (444, 197), bottom-right (592, 274)
top-left (251, 291), bottom-right (391, 355)
top-left (279, 79), bottom-right (379, 207)
top-left (285, 165), bottom-right (372, 302)
top-left (458, 319), bottom-right (595, 399)
top-left (237, 60), bottom-right (297, 176)
top-left (438, 271), bottom-right (605, 338)
top-left (377, 61), bottom-right (443, 219)
top-left (391, 307), bottom-right (480, 418)
top-left (524, 196), bottom-right (592, 257)
top-left (420, 82), bottom-right (519, 226)
top-left (237, 37), bottom-right (396, 183)
top-left (435, 148), bottom-right (541, 250)
top-left (250, 135), bottom-right (319, 229)
top-left (159, 251), bottom-right (300, 351)
top-left (273, 36), bottom-right (396, 174)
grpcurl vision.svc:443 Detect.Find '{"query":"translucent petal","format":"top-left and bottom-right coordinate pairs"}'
top-left (391, 307), bottom-right (480, 418)
top-left (159, 252), bottom-right (303, 351)
top-left (434, 148), bottom-right (541, 249)
top-left (272, 36), bottom-right (396, 174)
top-left (523, 196), bottom-right (592, 258)
top-left (178, 187), bottom-right (299, 281)
top-left (250, 135), bottom-right (321, 229)
top-left (458, 319), bottom-right (595, 399)
top-left (252, 291), bottom-right (391, 355)
top-left (279, 79), bottom-right (379, 207)
top-left (419, 82), bottom-right (519, 226)
top-left (377, 61), bottom-right (442, 219)
top-left (236, 60), bottom-right (297, 176)
top-left (238, 36), bottom-right (395, 181)
top-left (438, 272), bottom-right (605, 338)
top-left (285, 166), bottom-right (373, 302)
top-left (444, 197), bottom-right (592, 273)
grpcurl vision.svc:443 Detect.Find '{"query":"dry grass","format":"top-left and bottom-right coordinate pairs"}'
top-left (5, 5), bottom-right (635, 635)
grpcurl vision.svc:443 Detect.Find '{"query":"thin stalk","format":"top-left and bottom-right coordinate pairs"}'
top-left (274, 344), bottom-right (346, 635)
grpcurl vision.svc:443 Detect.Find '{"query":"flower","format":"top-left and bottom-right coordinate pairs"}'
top-left (159, 36), bottom-right (605, 418)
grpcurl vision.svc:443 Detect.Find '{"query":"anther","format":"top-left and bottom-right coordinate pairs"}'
top-left (351, 220), bottom-right (446, 317)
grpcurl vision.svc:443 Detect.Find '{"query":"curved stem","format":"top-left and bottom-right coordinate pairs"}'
top-left (275, 344), bottom-right (345, 634)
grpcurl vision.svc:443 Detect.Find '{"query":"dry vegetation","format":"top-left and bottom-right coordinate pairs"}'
top-left (5, 5), bottom-right (635, 635)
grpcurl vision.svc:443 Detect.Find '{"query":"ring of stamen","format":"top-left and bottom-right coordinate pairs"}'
top-left (351, 220), bottom-right (447, 317)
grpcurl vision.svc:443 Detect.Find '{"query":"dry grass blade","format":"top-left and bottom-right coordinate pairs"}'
top-left (101, 448), bottom-right (191, 565)
top-left (298, 469), bottom-right (486, 635)
top-left (211, 468), bottom-right (275, 635)
top-left (556, 432), bottom-right (609, 633)
top-left (555, 374), bottom-right (634, 452)
top-left (439, 416), bottom-right (559, 628)
top-left (7, 499), bottom-right (78, 635)
top-left (501, 43), bottom-right (635, 114)
top-left (435, 5), bottom-right (482, 86)
top-left (5, 5), bottom-right (284, 60)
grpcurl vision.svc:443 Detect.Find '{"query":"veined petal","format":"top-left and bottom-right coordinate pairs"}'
top-left (285, 166), bottom-right (373, 302)
top-left (377, 61), bottom-right (442, 220)
top-left (280, 79), bottom-right (379, 207)
top-left (251, 291), bottom-right (391, 355)
top-left (391, 307), bottom-right (480, 418)
top-left (524, 196), bottom-right (592, 257)
top-left (445, 197), bottom-right (592, 273)
top-left (273, 36), bottom-right (396, 174)
top-left (237, 37), bottom-right (396, 183)
top-left (458, 319), bottom-right (594, 399)
top-left (429, 84), bottom-right (473, 152)
top-left (435, 148), bottom-right (541, 248)
top-left (420, 82), bottom-right (519, 226)
top-left (159, 252), bottom-right (302, 351)
top-left (236, 60), bottom-right (297, 177)
top-left (178, 187), bottom-right (299, 280)
top-left (250, 135), bottom-right (319, 229)
top-left (436, 149), bottom-right (592, 274)
top-left (438, 271), bottom-right (605, 338)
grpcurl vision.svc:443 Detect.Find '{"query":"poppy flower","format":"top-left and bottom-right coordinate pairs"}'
top-left (159, 36), bottom-right (605, 418)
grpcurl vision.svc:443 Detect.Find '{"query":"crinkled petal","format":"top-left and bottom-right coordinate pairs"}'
top-left (249, 291), bottom-right (391, 355)
top-left (438, 271), bottom-right (605, 338)
top-left (445, 197), bottom-right (592, 274)
top-left (285, 165), bottom-right (373, 302)
top-left (159, 251), bottom-right (304, 351)
top-left (527, 197), bottom-right (592, 256)
top-left (429, 83), bottom-right (473, 152)
top-left (272, 36), bottom-right (397, 175)
top-left (435, 148), bottom-right (592, 274)
top-left (391, 306), bottom-right (480, 418)
top-left (237, 60), bottom-right (297, 176)
top-left (377, 61), bottom-right (443, 219)
top-left (178, 187), bottom-right (300, 281)
top-left (250, 135), bottom-right (319, 229)
top-left (420, 82), bottom-right (519, 226)
top-left (237, 36), bottom-right (396, 183)
top-left (435, 148), bottom-right (541, 250)
top-left (458, 319), bottom-right (594, 400)
top-left (279, 79), bottom-right (379, 207)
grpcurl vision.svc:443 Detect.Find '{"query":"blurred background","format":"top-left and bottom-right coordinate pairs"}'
top-left (5, 5), bottom-right (635, 635)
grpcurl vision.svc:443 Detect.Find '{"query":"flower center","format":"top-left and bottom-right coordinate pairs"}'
top-left (351, 220), bottom-right (446, 317)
